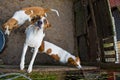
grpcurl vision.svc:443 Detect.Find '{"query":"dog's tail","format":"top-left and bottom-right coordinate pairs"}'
top-left (50, 9), bottom-right (59, 16)
top-left (44, 8), bottom-right (59, 17)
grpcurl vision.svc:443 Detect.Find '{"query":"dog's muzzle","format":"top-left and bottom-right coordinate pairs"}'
top-left (77, 65), bottom-right (82, 69)
top-left (37, 21), bottom-right (42, 28)
top-left (5, 29), bottom-right (10, 35)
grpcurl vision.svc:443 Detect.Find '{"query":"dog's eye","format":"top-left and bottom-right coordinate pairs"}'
top-left (43, 19), bottom-right (47, 24)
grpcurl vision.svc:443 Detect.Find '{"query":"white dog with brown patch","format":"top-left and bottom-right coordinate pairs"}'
top-left (2, 6), bottom-right (59, 35)
top-left (39, 41), bottom-right (82, 69)
top-left (20, 16), bottom-right (48, 73)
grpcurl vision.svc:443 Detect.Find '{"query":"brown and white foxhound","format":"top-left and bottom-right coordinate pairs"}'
top-left (2, 6), bottom-right (59, 35)
top-left (39, 41), bottom-right (82, 69)
top-left (20, 16), bottom-right (49, 73)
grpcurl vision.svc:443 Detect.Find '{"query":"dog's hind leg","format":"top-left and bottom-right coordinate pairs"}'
top-left (27, 48), bottom-right (38, 73)
top-left (20, 43), bottom-right (28, 70)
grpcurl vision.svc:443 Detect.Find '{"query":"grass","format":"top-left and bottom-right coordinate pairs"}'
top-left (28, 72), bottom-right (58, 80)
top-left (0, 72), bottom-right (60, 80)
top-left (0, 70), bottom-right (120, 80)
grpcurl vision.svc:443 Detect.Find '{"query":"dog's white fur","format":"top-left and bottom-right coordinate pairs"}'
top-left (13, 10), bottom-right (30, 26)
top-left (12, 9), bottom-right (59, 25)
top-left (20, 17), bottom-right (46, 73)
top-left (3, 7), bottom-right (59, 35)
top-left (40, 41), bottom-right (82, 69)
top-left (4, 10), bottom-right (30, 35)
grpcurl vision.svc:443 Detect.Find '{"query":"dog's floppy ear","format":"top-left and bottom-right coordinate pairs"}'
top-left (44, 19), bottom-right (51, 29)
top-left (31, 16), bottom-right (36, 24)
top-left (68, 57), bottom-right (74, 63)
top-left (13, 21), bottom-right (19, 28)
top-left (76, 56), bottom-right (80, 62)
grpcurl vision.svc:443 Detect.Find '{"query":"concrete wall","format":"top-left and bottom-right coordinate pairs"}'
top-left (0, 0), bottom-right (75, 65)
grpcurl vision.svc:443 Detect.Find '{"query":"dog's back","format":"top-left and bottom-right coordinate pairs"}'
top-left (12, 10), bottom-right (30, 25)
top-left (42, 41), bottom-right (75, 63)
top-left (40, 41), bottom-right (82, 69)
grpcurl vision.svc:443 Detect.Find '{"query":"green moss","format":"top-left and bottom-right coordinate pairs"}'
top-left (1, 71), bottom-right (120, 80)
top-left (0, 75), bottom-right (16, 80)
top-left (28, 72), bottom-right (58, 80)
top-left (0, 72), bottom-right (58, 80)
top-left (13, 77), bottom-right (28, 80)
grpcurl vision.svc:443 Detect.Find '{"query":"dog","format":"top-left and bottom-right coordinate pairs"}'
top-left (39, 41), bottom-right (82, 69)
top-left (20, 16), bottom-right (49, 73)
top-left (2, 6), bottom-right (59, 35)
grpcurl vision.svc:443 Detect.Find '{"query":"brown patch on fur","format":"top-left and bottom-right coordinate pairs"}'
top-left (22, 7), bottom-right (52, 28)
top-left (23, 7), bottom-right (47, 18)
top-left (68, 57), bottom-right (78, 66)
top-left (44, 19), bottom-right (51, 29)
top-left (68, 57), bottom-right (74, 63)
top-left (46, 48), bottom-right (52, 54)
top-left (76, 57), bottom-right (80, 62)
top-left (3, 18), bottom-right (18, 30)
top-left (44, 8), bottom-right (51, 13)
top-left (50, 54), bottom-right (60, 61)
top-left (39, 41), bottom-right (44, 52)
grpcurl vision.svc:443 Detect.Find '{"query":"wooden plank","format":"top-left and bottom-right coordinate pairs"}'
top-left (103, 43), bottom-right (113, 48)
top-left (100, 63), bottom-right (120, 71)
top-left (104, 51), bottom-right (115, 55)
top-left (104, 54), bottom-right (116, 58)
top-left (93, 0), bottom-right (115, 62)
top-left (105, 58), bottom-right (115, 62)
top-left (0, 65), bottom-right (98, 73)
top-left (93, 0), bottom-right (114, 38)
top-left (74, 1), bottom-right (89, 62)
top-left (103, 37), bottom-right (114, 43)
top-left (77, 36), bottom-right (89, 62)
top-left (104, 46), bottom-right (114, 51)
top-left (88, 0), bottom-right (100, 62)
top-left (74, 1), bottom-right (87, 37)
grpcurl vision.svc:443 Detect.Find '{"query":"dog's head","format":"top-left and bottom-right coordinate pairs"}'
top-left (68, 56), bottom-right (82, 69)
top-left (2, 18), bottom-right (18, 35)
top-left (31, 15), bottom-right (51, 29)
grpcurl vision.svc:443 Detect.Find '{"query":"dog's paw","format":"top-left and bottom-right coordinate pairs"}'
top-left (20, 62), bottom-right (24, 70)
top-left (27, 67), bottom-right (32, 73)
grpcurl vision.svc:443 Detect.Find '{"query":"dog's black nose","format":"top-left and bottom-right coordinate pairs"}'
top-left (38, 21), bottom-right (42, 26)
top-left (37, 21), bottom-right (42, 28)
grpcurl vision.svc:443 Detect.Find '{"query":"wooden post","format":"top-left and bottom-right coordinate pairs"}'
top-left (88, 0), bottom-right (101, 62)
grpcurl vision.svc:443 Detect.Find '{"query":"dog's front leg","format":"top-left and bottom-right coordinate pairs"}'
top-left (27, 48), bottom-right (38, 73)
top-left (20, 43), bottom-right (28, 70)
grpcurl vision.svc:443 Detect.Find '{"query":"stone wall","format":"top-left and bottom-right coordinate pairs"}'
top-left (0, 0), bottom-right (75, 64)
